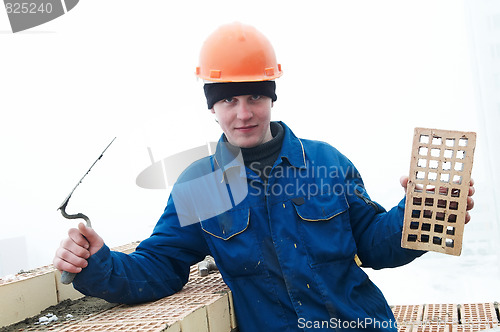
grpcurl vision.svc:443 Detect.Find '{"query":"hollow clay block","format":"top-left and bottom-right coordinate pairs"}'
top-left (401, 128), bottom-right (476, 256)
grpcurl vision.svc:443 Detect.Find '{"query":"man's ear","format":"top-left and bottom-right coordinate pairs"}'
top-left (210, 108), bottom-right (215, 114)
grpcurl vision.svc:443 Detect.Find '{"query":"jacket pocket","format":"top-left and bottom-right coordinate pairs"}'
top-left (201, 207), bottom-right (249, 240)
top-left (200, 208), bottom-right (265, 277)
top-left (293, 192), bottom-right (357, 266)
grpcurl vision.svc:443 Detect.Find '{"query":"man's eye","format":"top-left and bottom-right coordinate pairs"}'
top-left (250, 95), bottom-right (262, 100)
top-left (224, 97), bottom-right (235, 103)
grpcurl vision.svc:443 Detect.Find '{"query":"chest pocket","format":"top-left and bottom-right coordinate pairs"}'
top-left (293, 192), bottom-right (357, 266)
top-left (200, 208), bottom-right (265, 277)
top-left (201, 207), bottom-right (249, 240)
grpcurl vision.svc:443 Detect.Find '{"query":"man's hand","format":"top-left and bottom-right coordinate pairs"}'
top-left (399, 176), bottom-right (475, 224)
top-left (53, 222), bottom-right (104, 274)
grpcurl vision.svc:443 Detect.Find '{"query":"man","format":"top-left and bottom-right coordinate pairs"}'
top-left (54, 22), bottom-right (475, 331)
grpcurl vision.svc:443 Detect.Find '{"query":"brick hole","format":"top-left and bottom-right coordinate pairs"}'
top-left (453, 175), bottom-right (462, 185)
top-left (456, 150), bottom-right (466, 159)
top-left (434, 224), bottom-right (444, 233)
top-left (425, 198), bottom-right (434, 206)
top-left (437, 199), bottom-right (447, 208)
top-left (423, 210), bottom-right (433, 219)
top-left (429, 160), bottom-right (439, 169)
top-left (417, 159), bottom-right (427, 168)
top-left (433, 236), bottom-right (442, 245)
top-left (412, 210), bottom-right (421, 218)
top-left (408, 234), bottom-right (418, 242)
top-left (419, 147), bottom-right (428, 156)
top-left (446, 138), bottom-right (455, 147)
top-left (417, 171), bottom-right (426, 180)
top-left (459, 138), bottom-right (468, 147)
top-left (445, 238), bottom-right (454, 248)
top-left (422, 223), bottom-right (431, 231)
top-left (421, 234), bottom-right (430, 243)
top-left (436, 212), bottom-right (446, 221)
top-left (420, 135), bottom-right (430, 144)
top-left (440, 173), bottom-right (450, 183)
top-left (410, 221), bottom-right (420, 230)
top-left (446, 226), bottom-right (455, 235)
top-left (448, 214), bottom-right (457, 223)
top-left (442, 161), bottom-right (451, 171)
top-left (444, 149), bottom-right (454, 158)
top-left (413, 197), bottom-right (422, 205)
top-left (428, 172), bottom-right (438, 181)
top-left (449, 201), bottom-right (459, 210)
top-left (451, 188), bottom-right (461, 198)
top-left (439, 187), bottom-right (449, 196)
top-left (432, 136), bottom-right (442, 145)
top-left (454, 162), bottom-right (464, 171)
top-left (426, 185), bottom-right (436, 194)
top-left (431, 148), bottom-right (441, 157)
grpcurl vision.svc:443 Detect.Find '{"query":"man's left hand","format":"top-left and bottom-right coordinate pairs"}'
top-left (399, 176), bottom-right (475, 224)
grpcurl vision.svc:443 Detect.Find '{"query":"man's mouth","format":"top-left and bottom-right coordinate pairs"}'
top-left (235, 125), bottom-right (258, 132)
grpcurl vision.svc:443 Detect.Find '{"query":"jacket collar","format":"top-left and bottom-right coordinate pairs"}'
top-left (276, 121), bottom-right (307, 170)
top-left (213, 140), bottom-right (246, 182)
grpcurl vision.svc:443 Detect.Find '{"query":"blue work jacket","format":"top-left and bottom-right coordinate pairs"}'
top-left (74, 122), bottom-right (424, 331)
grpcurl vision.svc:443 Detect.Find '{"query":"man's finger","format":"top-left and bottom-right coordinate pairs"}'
top-left (400, 176), bottom-right (409, 190)
top-left (466, 197), bottom-right (474, 211)
top-left (468, 185), bottom-right (475, 197)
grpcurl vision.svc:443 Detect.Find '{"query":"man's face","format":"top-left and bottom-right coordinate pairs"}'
top-left (211, 95), bottom-right (273, 148)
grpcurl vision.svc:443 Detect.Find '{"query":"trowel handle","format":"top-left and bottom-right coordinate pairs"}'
top-left (60, 230), bottom-right (91, 285)
top-left (57, 207), bottom-right (92, 285)
top-left (61, 271), bottom-right (77, 284)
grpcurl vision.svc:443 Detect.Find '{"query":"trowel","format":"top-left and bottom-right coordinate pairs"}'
top-left (57, 137), bottom-right (115, 284)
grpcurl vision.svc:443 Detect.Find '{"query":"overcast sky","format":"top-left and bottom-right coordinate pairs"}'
top-left (1, 0), bottom-right (498, 304)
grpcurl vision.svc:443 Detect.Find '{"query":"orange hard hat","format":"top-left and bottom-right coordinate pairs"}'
top-left (196, 22), bottom-right (283, 82)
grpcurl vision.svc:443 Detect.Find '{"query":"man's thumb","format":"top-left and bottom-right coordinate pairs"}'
top-left (77, 222), bottom-right (104, 254)
top-left (78, 222), bottom-right (97, 243)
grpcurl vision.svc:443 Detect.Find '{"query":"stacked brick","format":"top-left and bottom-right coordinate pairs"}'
top-left (393, 303), bottom-right (499, 332)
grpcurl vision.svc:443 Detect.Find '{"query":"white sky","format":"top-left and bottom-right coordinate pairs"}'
top-left (0, 0), bottom-right (498, 304)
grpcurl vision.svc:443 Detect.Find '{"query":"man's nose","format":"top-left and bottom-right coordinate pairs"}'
top-left (236, 101), bottom-right (253, 121)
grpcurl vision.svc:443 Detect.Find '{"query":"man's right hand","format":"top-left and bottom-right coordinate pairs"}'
top-left (53, 222), bottom-right (104, 274)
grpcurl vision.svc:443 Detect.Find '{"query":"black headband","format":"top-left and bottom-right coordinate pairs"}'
top-left (203, 81), bottom-right (277, 109)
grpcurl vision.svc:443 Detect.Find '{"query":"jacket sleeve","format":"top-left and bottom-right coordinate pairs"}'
top-left (339, 154), bottom-right (426, 269)
top-left (72, 194), bottom-right (210, 304)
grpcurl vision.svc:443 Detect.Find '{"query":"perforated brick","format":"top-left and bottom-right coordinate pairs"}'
top-left (111, 242), bottom-right (140, 254)
top-left (25, 322), bottom-right (71, 331)
top-left (84, 305), bottom-right (191, 325)
top-left (397, 325), bottom-right (415, 332)
top-left (411, 324), bottom-right (451, 332)
top-left (58, 321), bottom-right (167, 331)
top-left (392, 304), bottom-right (424, 325)
top-left (0, 265), bottom-right (55, 286)
top-left (402, 128), bottom-right (476, 255)
top-left (452, 322), bottom-right (498, 332)
top-left (452, 324), bottom-right (498, 332)
top-left (423, 304), bottom-right (459, 325)
top-left (84, 293), bottom-right (223, 326)
top-left (182, 275), bottom-right (230, 295)
top-left (459, 303), bottom-right (498, 326)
